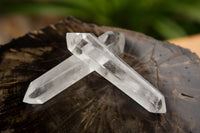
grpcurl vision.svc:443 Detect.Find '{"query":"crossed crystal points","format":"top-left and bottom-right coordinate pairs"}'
top-left (23, 31), bottom-right (166, 113)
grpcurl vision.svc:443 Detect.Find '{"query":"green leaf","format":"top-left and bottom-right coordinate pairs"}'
top-left (154, 18), bottom-right (187, 39)
top-left (176, 4), bottom-right (200, 23)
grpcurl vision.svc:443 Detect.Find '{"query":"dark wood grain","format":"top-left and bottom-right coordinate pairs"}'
top-left (0, 16), bottom-right (200, 133)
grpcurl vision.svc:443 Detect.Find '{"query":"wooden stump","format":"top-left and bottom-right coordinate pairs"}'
top-left (0, 17), bottom-right (200, 133)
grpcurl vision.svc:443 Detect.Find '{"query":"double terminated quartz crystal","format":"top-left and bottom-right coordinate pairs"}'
top-left (67, 33), bottom-right (166, 113)
top-left (23, 31), bottom-right (166, 113)
top-left (23, 31), bottom-right (125, 104)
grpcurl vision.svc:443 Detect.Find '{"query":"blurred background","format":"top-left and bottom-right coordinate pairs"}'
top-left (0, 0), bottom-right (200, 55)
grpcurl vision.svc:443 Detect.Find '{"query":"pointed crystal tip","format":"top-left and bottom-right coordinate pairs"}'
top-left (148, 95), bottom-right (166, 113)
top-left (156, 96), bottom-right (166, 113)
top-left (23, 84), bottom-right (44, 104)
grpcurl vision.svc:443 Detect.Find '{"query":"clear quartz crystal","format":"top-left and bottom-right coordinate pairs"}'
top-left (23, 31), bottom-right (125, 104)
top-left (67, 33), bottom-right (166, 113)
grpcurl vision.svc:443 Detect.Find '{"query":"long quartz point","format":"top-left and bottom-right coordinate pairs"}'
top-left (23, 31), bottom-right (125, 104)
top-left (67, 33), bottom-right (166, 113)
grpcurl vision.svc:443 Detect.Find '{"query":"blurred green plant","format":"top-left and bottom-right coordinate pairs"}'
top-left (1, 0), bottom-right (200, 39)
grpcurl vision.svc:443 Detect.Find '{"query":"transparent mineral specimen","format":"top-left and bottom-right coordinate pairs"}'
top-left (23, 31), bottom-right (125, 104)
top-left (23, 31), bottom-right (166, 113)
top-left (67, 33), bottom-right (166, 113)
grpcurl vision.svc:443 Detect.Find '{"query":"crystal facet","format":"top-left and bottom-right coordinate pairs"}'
top-left (67, 33), bottom-right (166, 113)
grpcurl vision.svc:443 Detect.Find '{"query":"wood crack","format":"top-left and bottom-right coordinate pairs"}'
top-left (149, 43), bottom-right (160, 89)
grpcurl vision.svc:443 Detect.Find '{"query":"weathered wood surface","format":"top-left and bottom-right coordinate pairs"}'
top-left (0, 17), bottom-right (200, 133)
